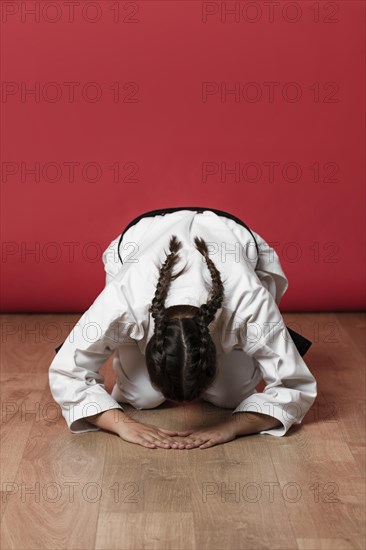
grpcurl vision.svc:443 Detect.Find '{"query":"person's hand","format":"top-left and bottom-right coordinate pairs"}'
top-left (178, 419), bottom-right (238, 449)
top-left (117, 418), bottom-right (192, 449)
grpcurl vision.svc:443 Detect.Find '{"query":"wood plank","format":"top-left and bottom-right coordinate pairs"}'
top-left (95, 512), bottom-right (195, 549)
top-left (0, 386), bottom-right (107, 549)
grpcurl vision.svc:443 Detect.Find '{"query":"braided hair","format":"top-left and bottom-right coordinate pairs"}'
top-left (145, 234), bottom-right (225, 402)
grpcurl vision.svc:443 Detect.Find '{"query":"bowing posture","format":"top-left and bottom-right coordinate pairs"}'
top-left (49, 208), bottom-right (317, 449)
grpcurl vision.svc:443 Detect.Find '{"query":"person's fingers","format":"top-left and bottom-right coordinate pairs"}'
top-left (181, 436), bottom-right (196, 444)
top-left (198, 440), bottom-right (216, 449)
top-left (154, 428), bottom-right (195, 447)
top-left (154, 438), bottom-right (177, 445)
top-left (158, 428), bottom-right (194, 436)
top-left (144, 422), bottom-right (194, 437)
top-left (147, 432), bottom-right (182, 448)
top-left (182, 433), bottom-right (205, 442)
top-left (142, 426), bottom-right (177, 444)
top-left (153, 433), bottom-right (180, 446)
top-left (136, 425), bottom-right (177, 449)
top-left (200, 435), bottom-right (234, 448)
top-left (159, 438), bottom-right (179, 447)
top-left (144, 424), bottom-right (184, 443)
top-left (138, 438), bottom-right (156, 448)
top-left (143, 434), bottom-right (171, 448)
top-left (151, 440), bottom-right (171, 448)
top-left (184, 436), bottom-right (209, 448)
top-left (153, 435), bottom-right (174, 446)
top-left (172, 440), bottom-right (187, 449)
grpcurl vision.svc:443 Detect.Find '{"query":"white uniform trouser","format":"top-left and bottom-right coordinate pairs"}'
top-left (110, 343), bottom-right (261, 410)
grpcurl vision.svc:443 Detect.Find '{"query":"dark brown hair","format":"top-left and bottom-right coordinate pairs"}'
top-left (145, 234), bottom-right (225, 402)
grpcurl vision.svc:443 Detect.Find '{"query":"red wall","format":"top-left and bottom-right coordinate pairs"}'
top-left (1, 0), bottom-right (365, 312)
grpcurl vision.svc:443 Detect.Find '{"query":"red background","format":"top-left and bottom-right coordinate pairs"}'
top-left (1, 0), bottom-right (365, 312)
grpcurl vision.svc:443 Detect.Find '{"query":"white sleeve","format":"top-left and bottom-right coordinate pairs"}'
top-left (232, 285), bottom-right (317, 437)
top-left (102, 234), bottom-right (122, 286)
top-left (251, 228), bottom-right (289, 306)
top-left (48, 282), bottom-right (138, 434)
top-left (102, 217), bottom-right (156, 286)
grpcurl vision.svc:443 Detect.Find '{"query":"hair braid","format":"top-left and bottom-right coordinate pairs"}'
top-left (148, 235), bottom-right (187, 359)
top-left (193, 236), bottom-right (225, 372)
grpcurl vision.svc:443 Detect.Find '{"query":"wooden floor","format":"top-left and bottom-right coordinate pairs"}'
top-left (0, 312), bottom-right (365, 550)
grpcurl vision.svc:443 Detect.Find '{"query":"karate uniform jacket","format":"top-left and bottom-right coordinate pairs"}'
top-left (48, 209), bottom-right (317, 436)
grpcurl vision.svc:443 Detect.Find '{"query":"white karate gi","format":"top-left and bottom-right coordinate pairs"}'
top-left (48, 209), bottom-right (317, 437)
